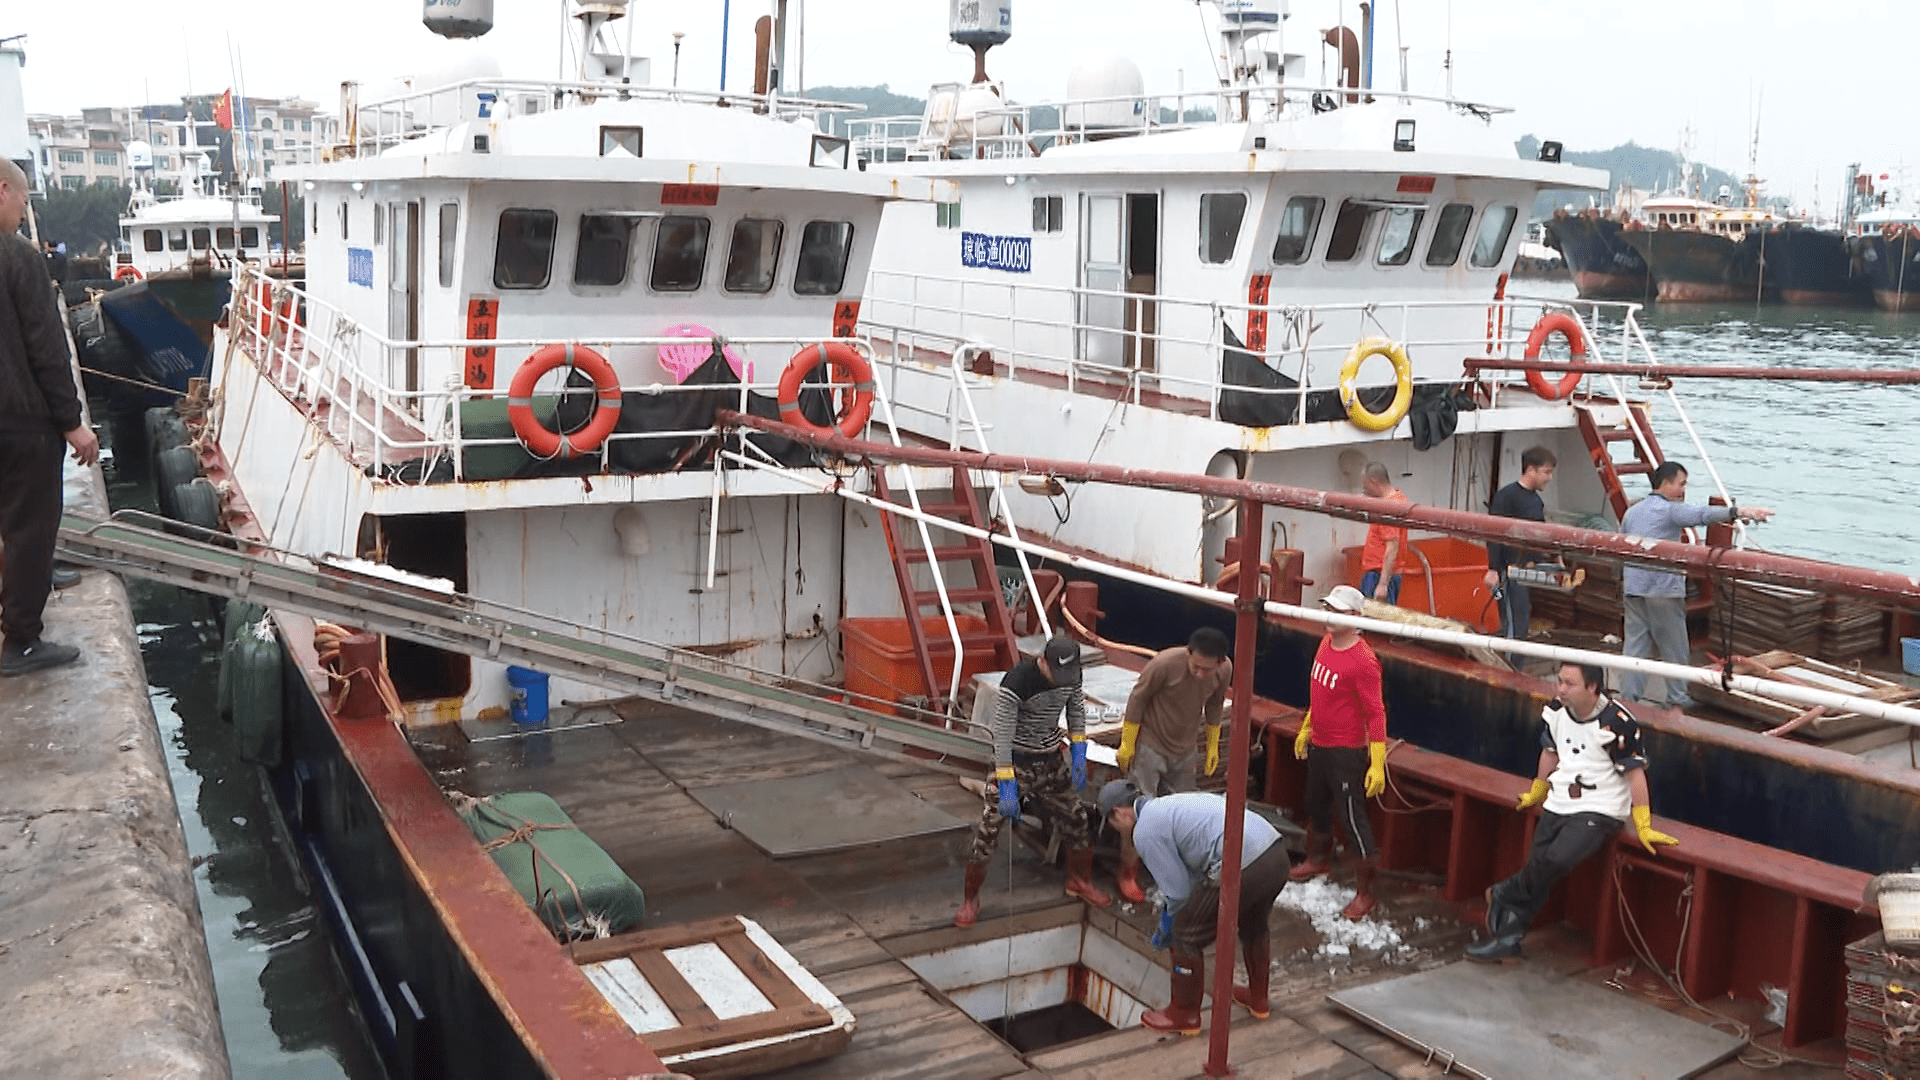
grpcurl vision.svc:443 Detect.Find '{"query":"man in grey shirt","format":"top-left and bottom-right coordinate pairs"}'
top-left (1618, 462), bottom-right (1770, 707)
top-left (1097, 782), bottom-right (1290, 1035)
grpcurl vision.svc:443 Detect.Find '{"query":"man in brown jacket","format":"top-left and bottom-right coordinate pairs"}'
top-left (1111, 626), bottom-right (1232, 901)
top-left (0, 160), bottom-right (98, 677)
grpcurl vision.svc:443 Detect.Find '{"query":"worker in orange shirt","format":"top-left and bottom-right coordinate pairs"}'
top-left (1358, 462), bottom-right (1407, 604)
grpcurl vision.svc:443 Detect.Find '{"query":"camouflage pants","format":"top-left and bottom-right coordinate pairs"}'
top-left (966, 751), bottom-right (1091, 865)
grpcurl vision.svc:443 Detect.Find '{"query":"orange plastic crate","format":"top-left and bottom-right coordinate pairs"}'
top-left (841, 615), bottom-right (997, 717)
top-left (1342, 536), bottom-right (1499, 632)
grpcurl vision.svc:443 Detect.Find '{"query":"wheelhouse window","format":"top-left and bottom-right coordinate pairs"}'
top-left (1199, 192), bottom-right (1248, 264)
top-left (493, 208), bottom-right (559, 289)
top-left (649, 215), bottom-right (711, 292)
top-left (216, 227), bottom-right (234, 248)
top-left (1032, 195), bottom-right (1064, 233)
top-left (1270, 196), bottom-right (1324, 265)
top-left (1470, 204), bottom-right (1519, 268)
top-left (1324, 200), bottom-right (1372, 262)
top-left (339, 203), bottom-right (348, 240)
top-left (724, 218), bottom-right (783, 293)
top-left (573, 214), bottom-right (636, 287)
top-left (437, 202), bottom-right (459, 288)
top-left (143, 229), bottom-right (163, 252)
top-left (794, 220), bottom-right (854, 295)
top-left (1375, 207), bottom-right (1424, 266)
top-left (240, 226), bottom-right (259, 248)
top-left (1425, 203), bottom-right (1473, 267)
top-left (191, 227), bottom-right (211, 249)
top-left (167, 228), bottom-right (187, 251)
top-left (936, 202), bottom-right (961, 229)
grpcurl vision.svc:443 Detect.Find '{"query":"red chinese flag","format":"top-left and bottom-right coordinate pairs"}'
top-left (214, 90), bottom-right (234, 131)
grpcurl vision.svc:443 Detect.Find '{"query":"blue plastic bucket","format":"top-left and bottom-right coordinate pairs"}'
top-left (505, 665), bottom-right (550, 724)
top-left (1903, 638), bottom-right (1920, 678)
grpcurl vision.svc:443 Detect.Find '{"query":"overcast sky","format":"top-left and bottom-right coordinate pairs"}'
top-left (8, 1), bottom-right (1908, 211)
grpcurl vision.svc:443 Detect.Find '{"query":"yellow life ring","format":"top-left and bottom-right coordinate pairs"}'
top-left (1338, 337), bottom-right (1413, 432)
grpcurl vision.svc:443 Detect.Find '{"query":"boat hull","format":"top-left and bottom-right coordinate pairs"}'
top-left (1544, 213), bottom-right (1649, 299)
top-left (1762, 226), bottom-right (1871, 307)
top-left (1848, 231), bottom-right (1920, 311)
top-left (1618, 228), bottom-right (1764, 303)
top-left (98, 280), bottom-right (219, 394)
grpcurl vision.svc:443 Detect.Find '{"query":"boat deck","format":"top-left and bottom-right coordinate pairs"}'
top-left (412, 701), bottom-right (1839, 1079)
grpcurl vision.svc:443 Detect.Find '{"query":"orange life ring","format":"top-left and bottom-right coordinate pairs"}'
top-left (776, 342), bottom-right (875, 438)
top-left (1523, 312), bottom-right (1586, 400)
top-left (113, 264), bottom-right (143, 282)
top-left (506, 344), bottom-right (623, 458)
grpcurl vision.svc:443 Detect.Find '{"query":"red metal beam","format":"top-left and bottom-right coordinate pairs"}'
top-left (1205, 499), bottom-right (1263, 1076)
top-left (717, 410), bottom-right (1920, 609)
top-left (1464, 357), bottom-right (1920, 385)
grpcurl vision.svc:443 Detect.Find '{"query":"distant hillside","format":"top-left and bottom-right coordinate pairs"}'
top-left (806, 84), bottom-right (928, 137)
top-left (1516, 135), bottom-right (1746, 221)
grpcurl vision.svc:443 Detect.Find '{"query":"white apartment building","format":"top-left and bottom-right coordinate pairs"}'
top-left (29, 113), bottom-right (128, 190)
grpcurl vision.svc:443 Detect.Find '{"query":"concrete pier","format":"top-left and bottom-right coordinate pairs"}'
top-left (0, 444), bottom-right (230, 1077)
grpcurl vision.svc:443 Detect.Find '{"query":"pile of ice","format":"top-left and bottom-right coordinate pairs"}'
top-left (1273, 877), bottom-right (1410, 959)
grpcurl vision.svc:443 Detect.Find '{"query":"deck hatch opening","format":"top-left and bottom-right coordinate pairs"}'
top-left (987, 1001), bottom-right (1113, 1053)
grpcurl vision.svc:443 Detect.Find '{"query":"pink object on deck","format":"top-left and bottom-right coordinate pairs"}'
top-left (656, 323), bottom-right (751, 384)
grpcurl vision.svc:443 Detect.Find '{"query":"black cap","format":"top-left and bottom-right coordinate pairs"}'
top-left (1043, 633), bottom-right (1082, 685)
top-left (1097, 779), bottom-right (1141, 816)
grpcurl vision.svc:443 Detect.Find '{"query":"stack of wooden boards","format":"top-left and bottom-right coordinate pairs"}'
top-left (1709, 580), bottom-right (1886, 664)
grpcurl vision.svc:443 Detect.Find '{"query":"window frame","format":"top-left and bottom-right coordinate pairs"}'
top-left (572, 212), bottom-right (638, 289)
top-left (1269, 195), bottom-right (1325, 266)
top-left (722, 217), bottom-right (785, 294)
top-left (492, 207), bottom-right (561, 290)
top-left (647, 214), bottom-right (712, 293)
top-left (792, 220), bottom-right (855, 297)
top-left (437, 202), bottom-right (459, 288)
top-left (1323, 199), bottom-right (1375, 264)
top-left (167, 228), bottom-right (188, 251)
top-left (142, 229), bottom-right (164, 253)
top-left (1198, 191), bottom-right (1249, 265)
top-left (1469, 204), bottom-right (1520, 268)
top-left (1374, 206), bottom-right (1425, 267)
top-left (239, 226), bottom-right (259, 248)
top-left (1424, 202), bottom-right (1474, 267)
top-left (216, 226), bottom-right (235, 249)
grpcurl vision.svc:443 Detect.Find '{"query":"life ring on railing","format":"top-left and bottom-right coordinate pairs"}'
top-left (1338, 338), bottom-right (1414, 432)
top-left (506, 343), bottom-right (623, 458)
top-left (776, 342), bottom-right (875, 438)
top-left (1523, 313), bottom-right (1586, 400)
top-left (113, 264), bottom-right (143, 282)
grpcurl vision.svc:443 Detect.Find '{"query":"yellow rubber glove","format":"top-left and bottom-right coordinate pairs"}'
top-left (1117, 721), bottom-right (1140, 772)
top-left (1632, 805), bottom-right (1679, 854)
top-left (1204, 725), bottom-right (1222, 777)
top-left (1364, 742), bottom-right (1387, 798)
top-left (1293, 712), bottom-right (1313, 760)
top-left (1515, 779), bottom-right (1550, 810)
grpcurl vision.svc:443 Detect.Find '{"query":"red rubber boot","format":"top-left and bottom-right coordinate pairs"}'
top-left (1341, 859), bottom-right (1379, 920)
top-left (1063, 848), bottom-right (1113, 907)
top-left (1289, 829), bottom-right (1332, 883)
top-left (1233, 934), bottom-right (1272, 1019)
top-left (1115, 853), bottom-right (1148, 904)
top-left (1141, 950), bottom-right (1206, 1036)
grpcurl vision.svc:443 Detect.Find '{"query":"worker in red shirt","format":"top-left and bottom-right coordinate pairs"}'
top-left (1290, 584), bottom-right (1389, 919)
top-left (1358, 463), bottom-right (1407, 604)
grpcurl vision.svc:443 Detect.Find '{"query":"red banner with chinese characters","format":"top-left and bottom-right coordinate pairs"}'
top-left (464, 297), bottom-right (498, 390)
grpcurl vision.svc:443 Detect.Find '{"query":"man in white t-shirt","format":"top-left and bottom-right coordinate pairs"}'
top-left (1468, 661), bottom-right (1678, 962)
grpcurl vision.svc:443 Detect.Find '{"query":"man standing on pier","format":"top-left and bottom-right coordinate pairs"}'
top-left (1113, 626), bottom-right (1234, 901)
top-left (0, 160), bottom-right (97, 678)
top-left (1619, 462), bottom-right (1773, 709)
top-left (1097, 780), bottom-right (1290, 1034)
top-left (1484, 446), bottom-right (1557, 653)
top-left (953, 633), bottom-right (1113, 927)
top-left (1468, 661), bottom-right (1677, 962)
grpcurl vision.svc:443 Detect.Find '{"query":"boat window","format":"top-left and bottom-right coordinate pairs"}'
top-left (312, 200), bottom-right (319, 236)
top-left (936, 202), bottom-right (961, 229)
top-left (493, 208), bottom-right (559, 289)
top-left (240, 226), bottom-right (259, 248)
top-left (373, 204), bottom-right (384, 246)
top-left (143, 229), bottom-right (164, 253)
top-left (724, 218), bottom-right (784, 293)
top-left (438, 202), bottom-right (458, 288)
top-left (191, 227), bottom-right (211, 249)
top-left (794, 220), bottom-right (854, 295)
top-left (1324, 200), bottom-right (1373, 263)
top-left (1031, 195), bottom-right (1064, 233)
top-left (574, 213), bottom-right (636, 287)
top-left (168, 228), bottom-right (188, 251)
top-left (649, 214), bottom-right (711, 292)
top-left (1425, 203), bottom-right (1473, 266)
top-left (339, 202), bottom-right (348, 240)
top-left (1375, 207), bottom-right (1424, 266)
top-left (1270, 196), bottom-right (1324, 265)
top-left (216, 227), bottom-right (235, 248)
top-left (1469, 204), bottom-right (1519, 267)
top-left (1198, 193), bottom-right (1248, 264)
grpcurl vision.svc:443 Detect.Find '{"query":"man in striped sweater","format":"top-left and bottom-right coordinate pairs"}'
top-left (954, 633), bottom-right (1113, 927)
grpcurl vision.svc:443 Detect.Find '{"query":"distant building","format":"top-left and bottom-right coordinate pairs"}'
top-left (29, 112), bottom-right (128, 190)
top-left (26, 94), bottom-right (340, 193)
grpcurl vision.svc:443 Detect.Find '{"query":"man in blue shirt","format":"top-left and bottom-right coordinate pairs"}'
top-left (1097, 781), bottom-right (1290, 1035)
top-left (1618, 462), bottom-right (1772, 708)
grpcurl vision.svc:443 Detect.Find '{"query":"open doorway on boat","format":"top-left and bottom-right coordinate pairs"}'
top-left (360, 511), bottom-right (471, 702)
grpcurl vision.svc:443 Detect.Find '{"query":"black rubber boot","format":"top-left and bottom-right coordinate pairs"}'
top-left (0, 638), bottom-right (80, 677)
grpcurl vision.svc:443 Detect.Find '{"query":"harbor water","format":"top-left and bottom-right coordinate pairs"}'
top-left (104, 419), bottom-right (386, 1080)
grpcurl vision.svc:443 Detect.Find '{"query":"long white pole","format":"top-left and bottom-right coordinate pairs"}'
top-left (721, 451), bottom-right (1920, 729)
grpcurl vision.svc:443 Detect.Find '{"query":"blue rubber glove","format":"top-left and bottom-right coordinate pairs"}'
top-left (997, 777), bottom-right (1021, 823)
top-left (1150, 906), bottom-right (1175, 951)
top-left (1069, 738), bottom-right (1088, 791)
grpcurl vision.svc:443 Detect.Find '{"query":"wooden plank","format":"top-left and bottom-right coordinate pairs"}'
top-left (568, 916), bottom-right (746, 965)
top-left (1043, 1014), bottom-right (1321, 1080)
top-left (820, 959), bottom-right (921, 999)
top-left (645, 1001), bottom-right (832, 1057)
top-left (716, 931), bottom-right (814, 1010)
top-left (667, 941), bottom-right (777, 1019)
top-left (583, 958), bottom-right (678, 1034)
top-left (630, 949), bottom-right (720, 1029)
top-left (880, 901), bottom-right (1084, 958)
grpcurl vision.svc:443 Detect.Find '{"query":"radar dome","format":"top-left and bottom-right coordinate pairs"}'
top-left (423, 0), bottom-right (493, 40)
top-left (950, 0), bottom-right (1012, 47)
top-left (126, 141), bottom-right (153, 169)
top-left (1063, 55), bottom-right (1146, 134)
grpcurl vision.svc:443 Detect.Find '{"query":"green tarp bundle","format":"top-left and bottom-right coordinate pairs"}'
top-left (457, 791), bottom-right (646, 939)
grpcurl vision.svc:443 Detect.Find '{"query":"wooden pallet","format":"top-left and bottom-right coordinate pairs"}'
top-left (1689, 650), bottom-right (1920, 743)
top-left (570, 915), bottom-right (855, 1078)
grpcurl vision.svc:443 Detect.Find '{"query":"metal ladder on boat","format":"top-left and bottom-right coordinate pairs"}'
top-left (54, 512), bottom-right (992, 771)
top-left (1573, 399), bottom-right (1665, 522)
top-left (863, 344), bottom-right (1044, 718)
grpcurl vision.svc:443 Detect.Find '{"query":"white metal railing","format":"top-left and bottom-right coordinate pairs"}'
top-left (849, 81), bottom-right (1511, 162)
top-left (226, 265), bottom-right (865, 483)
top-left (337, 77), bottom-right (862, 159)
